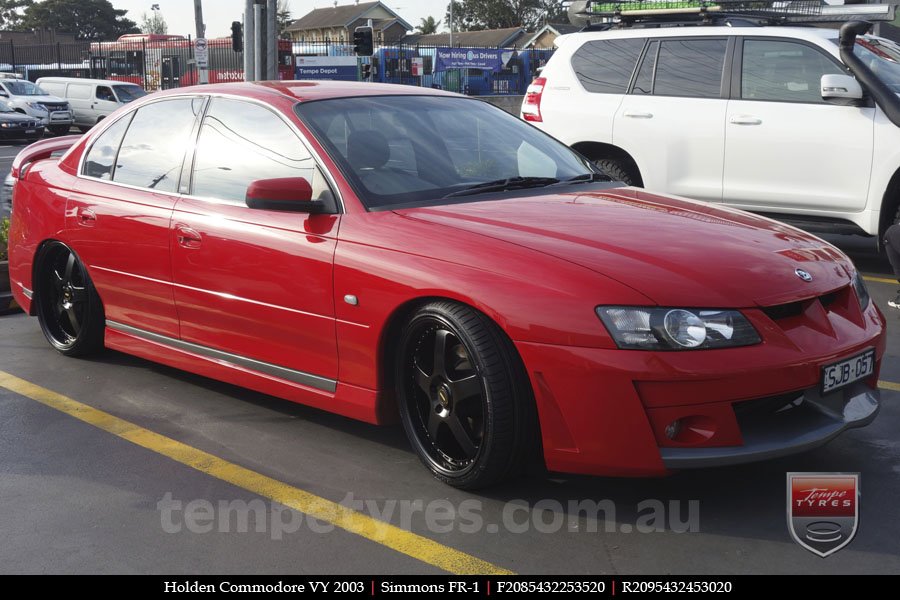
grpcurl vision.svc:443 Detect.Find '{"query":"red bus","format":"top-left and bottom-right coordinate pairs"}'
top-left (90, 34), bottom-right (294, 90)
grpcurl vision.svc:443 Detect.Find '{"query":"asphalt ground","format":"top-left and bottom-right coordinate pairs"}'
top-left (0, 140), bottom-right (898, 574)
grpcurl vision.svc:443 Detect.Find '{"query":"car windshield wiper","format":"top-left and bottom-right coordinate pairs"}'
top-left (553, 173), bottom-right (612, 186)
top-left (443, 176), bottom-right (560, 198)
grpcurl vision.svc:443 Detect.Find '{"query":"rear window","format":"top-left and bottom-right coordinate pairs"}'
top-left (571, 38), bottom-right (645, 94)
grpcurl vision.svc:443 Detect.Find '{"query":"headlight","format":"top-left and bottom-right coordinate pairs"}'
top-left (596, 307), bottom-right (761, 351)
top-left (0, 123), bottom-right (8, 128)
top-left (850, 271), bottom-right (870, 311)
top-left (26, 102), bottom-right (47, 112)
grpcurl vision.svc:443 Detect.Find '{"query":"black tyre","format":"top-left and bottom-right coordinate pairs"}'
top-left (48, 125), bottom-right (71, 136)
top-left (35, 242), bottom-right (105, 356)
top-left (595, 158), bottom-right (641, 187)
top-left (396, 301), bottom-right (535, 489)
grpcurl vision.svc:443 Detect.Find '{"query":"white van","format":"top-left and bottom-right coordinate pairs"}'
top-left (35, 77), bottom-right (147, 132)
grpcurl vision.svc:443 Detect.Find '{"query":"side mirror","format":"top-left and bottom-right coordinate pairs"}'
top-left (821, 73), bottom-right (863, 101)
top-left (245, 177), bottom-right (325, 212)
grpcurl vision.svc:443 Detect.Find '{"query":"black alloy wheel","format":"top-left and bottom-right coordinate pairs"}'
top-left (36, 242), bottom-right (104, 356)
top-left (397, 301), bottom-right (535, 489)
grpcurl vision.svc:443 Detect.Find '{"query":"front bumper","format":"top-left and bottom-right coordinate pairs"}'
top-left (515, 296), bottom-right (886, 477)
top-left (41, 111), bottom-right (73, 127)
top-left (659, 382), bottom-right (879, 468)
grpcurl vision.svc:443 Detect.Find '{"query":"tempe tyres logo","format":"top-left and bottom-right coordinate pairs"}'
top-left (787, 473), bottom-right (859, 557)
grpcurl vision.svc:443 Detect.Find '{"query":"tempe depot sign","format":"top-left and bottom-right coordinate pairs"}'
top-left (434, 48), bottom-right (513, 72)
top-left (295, 56), bottom-right (358, 81)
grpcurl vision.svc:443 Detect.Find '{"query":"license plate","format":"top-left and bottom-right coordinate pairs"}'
top-left (821, 349), bottom-right (875, 394)
top-left (25, 129), bottom-right (35, 134)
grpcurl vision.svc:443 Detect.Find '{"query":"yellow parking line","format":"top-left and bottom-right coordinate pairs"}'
top-left (0, 371), bottom-right (513, 576)
top-left (863, 275), bottom-right (897, 285)
top-left (879, 380), bottom-right (900, 393)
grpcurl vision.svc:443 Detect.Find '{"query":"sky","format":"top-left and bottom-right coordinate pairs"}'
top-left (111, 0), bottom-right (452, 39)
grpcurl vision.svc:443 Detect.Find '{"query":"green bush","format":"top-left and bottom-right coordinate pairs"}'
top-left (0, 217), bottom-right (9, 262)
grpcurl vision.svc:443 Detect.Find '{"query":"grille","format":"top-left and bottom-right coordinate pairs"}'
top-left (39, 102), bottom-right (68, 112)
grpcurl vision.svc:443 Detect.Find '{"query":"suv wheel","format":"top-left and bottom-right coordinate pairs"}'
top-left (595, 158), bottom-right (641, 187)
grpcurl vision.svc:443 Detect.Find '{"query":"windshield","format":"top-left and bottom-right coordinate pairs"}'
top-left (114, 85), bottom-right (147, 103)
top-left (295, 95), bottom-right (599, 209)
top-left (853, 37), bottom-right (900, 93)
top-left (3, 80), bottom-right (47, 96)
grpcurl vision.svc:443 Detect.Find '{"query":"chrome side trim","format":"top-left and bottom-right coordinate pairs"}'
top-left (19, 283), bottom-right (33, 300)
top-left (106, 320), bottom-right (337, 393)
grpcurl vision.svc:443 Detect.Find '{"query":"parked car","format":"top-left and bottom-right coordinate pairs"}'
top-left (0, 99), bottom-right (43, 143)
top-left (524, 16), bottom-right (900, 241)
top-left (8, 81), bottom-right (886, 488)
top-left (36, 77), bottom-right (147, 132)
top-left (0, 74), bottom-right (73, 136)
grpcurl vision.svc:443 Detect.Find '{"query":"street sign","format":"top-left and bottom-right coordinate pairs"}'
top-left (195, 37), bottom-right (209, 69)
top-left (411, 57), bottom-right (424, 77)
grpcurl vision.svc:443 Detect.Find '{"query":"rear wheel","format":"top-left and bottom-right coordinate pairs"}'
top-left (595, 158), bottom-right (641, 187)
top-left (396, 301), bottom-right (535, 489)
top-left (35, 242), bottom-right (104, 356)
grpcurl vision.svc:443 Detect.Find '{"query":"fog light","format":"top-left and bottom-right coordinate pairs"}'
top-left (665, 419), bottom-right (682, 440)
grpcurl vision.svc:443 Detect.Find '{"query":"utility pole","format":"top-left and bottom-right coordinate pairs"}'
top-left (254, 0), bottom-right (264, 82)
top-left (449, 0), bottom-right (454, 47)
top-left (244, 0), bottom-right (256, 81)
top-left (193, 0), bottom-right (208, 84)
top-left (267, 0), bottom-right (277, 80)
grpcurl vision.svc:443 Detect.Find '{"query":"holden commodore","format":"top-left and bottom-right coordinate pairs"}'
top-left (6, 82), bottom-right (886, 488)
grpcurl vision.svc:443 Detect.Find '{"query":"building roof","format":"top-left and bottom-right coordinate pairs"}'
top-left (287, 1), bottom-right (411, 33)
top-left (403, 27), bottom-right (529, 48)
top-left (523, 23), bottom-right (582, 47)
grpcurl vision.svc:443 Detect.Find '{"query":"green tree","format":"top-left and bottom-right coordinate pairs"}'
top-left (0, 0), bottom-right (33, 30)
top-left (140, 9), bottom-right (167, 35)
top-left (446, 0), bottom-right (564, 32)
top-left (277, 0), bottom-right (292, 37)
top-left (416, 15), bottom-right (441, 35)
top-left (21, 0), bottom-right (139, 40)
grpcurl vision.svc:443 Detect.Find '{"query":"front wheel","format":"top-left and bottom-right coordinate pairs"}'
top-left (48, 125), bottom-right (71, 136)
top-left (35, 242), bottom-right (105, 356)
top-left (396, 301), bottom-right (535, 489)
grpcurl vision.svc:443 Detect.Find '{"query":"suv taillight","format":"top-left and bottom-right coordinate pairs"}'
top-left (522, 77), bottom-right (546, 123)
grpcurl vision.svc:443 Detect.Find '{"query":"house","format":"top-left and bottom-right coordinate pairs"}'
top-left (402, 27), bottom-right (530, 48)
top-left (285, 1), bottom-right (412, 43)
top-left (523, 23), bottom-right (582, 49)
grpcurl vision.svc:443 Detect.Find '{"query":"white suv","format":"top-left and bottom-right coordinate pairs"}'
top-left (0, 75), bottom-right (74, 136)
top-left (524, 15), bottom-right (900, 239)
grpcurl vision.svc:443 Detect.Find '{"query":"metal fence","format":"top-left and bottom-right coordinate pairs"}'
top-left (0, 38), bottom-right (554, 96)
top-left (294, 41), bottom-right (555, 96)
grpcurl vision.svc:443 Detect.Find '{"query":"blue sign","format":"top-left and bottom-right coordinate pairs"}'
top-left (434, 48), bottom-right (512, 72)
top-left (295, 56), bottom-right (358, 81)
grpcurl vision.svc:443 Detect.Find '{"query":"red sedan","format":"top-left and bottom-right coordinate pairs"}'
top-left (7, 82), bottom-right (886, 488)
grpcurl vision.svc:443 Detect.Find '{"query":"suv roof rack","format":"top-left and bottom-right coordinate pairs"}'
top-left (566, 1), bottom-right (897, 28)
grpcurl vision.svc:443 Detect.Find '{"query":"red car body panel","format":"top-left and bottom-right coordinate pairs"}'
top-left (8, 82), bottom-right (887, 477)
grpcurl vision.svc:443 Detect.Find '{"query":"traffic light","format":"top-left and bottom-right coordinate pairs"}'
top-left (353, 26), bottom-right (374, 57)
top-left (361, 63), bottom-right (372, 80)
top-left (231, 21), bottom-right (243, 52)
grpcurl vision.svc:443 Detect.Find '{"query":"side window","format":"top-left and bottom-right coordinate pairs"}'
top-left (741, 39), bottom-right (844, 103)
top-left (113, 98), bottom-right (202, 193)
top-left (632, 41), bottom-right (659, 95)
top-left (192, 98), bottom-right (330, 204)
top-left (82, 114), bottom-right (132, 180)
top-left (571, 38), bottom-right (645, 94)
top-left (654, 39), bottom-right (727, 98)
top-left (96, 86), bottom-right (115, 102)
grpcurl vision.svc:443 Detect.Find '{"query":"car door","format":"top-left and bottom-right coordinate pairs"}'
top-left (614, 37), bottom-right (730, 202)
top-left (723, 37), bottom-right (875, 212)
top-left (93, 85), bottom-right (120, 122)
top-left (67, 96), bottom-right (204, 338)
top-left (171, 97), bottom-right (340, 386)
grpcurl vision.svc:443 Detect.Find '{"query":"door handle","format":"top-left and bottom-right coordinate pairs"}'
top-left (77, 208), bottom-right (96, 227)
top-left (623, 111), bottom-right (653, 119)
top-left (175, 225), bottom-right (202, 249)
top-left (729, 115), bottom-right (763, 126)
